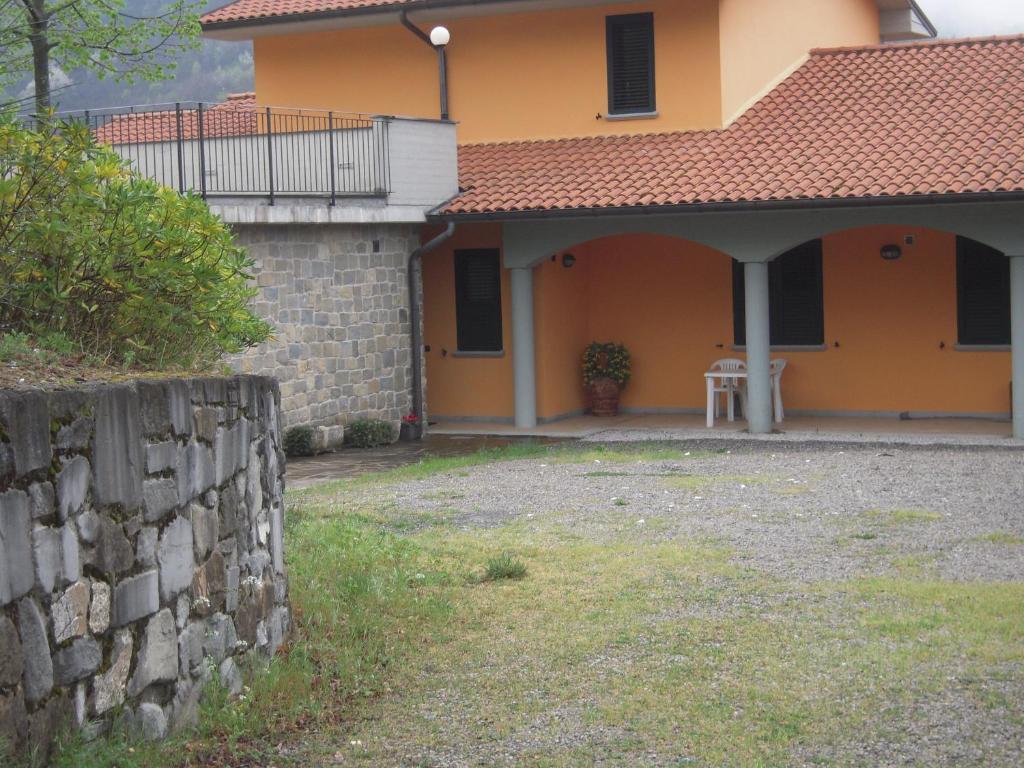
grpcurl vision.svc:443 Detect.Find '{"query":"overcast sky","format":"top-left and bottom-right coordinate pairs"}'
top-left (920, 0), bottom-right (1024, 37)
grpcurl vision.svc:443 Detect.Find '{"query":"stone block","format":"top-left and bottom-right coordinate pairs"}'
top-left (32, 526), bottom-right (63, 593)
top-left (225, 566), bottom-right (240, 613)
top-left (52, 581), bottom-right (89, 643)
top-left (89, 581), bottom-right (110, 634)
top-left (28, 482), bottom-right (55, 520)
top-left (136, 525), bottom-right (157, 568)
top-left (55, 456), bottom-right (90, 521)
top-left (218, 657), bottom-right (243, 696)
top-left (128, 609), bottom-right (177, 696)
top-left (214, 420), bottom-right (251, 486)
top-left (194, 408), bottom-right (219, 444)
top-left (178, 621), bottom-right (204, 676)
top-left (176, 442), bottom-right (215, 504)
top-left (218, 482), bottom-right (240, 538)
top-left (91, 517), bottom-right (134, 576)
top-left (157, 516), bottom-right (194, 602)
top-left (203, 614), bottom-right (237, 666)
top-left (191, 551), bottom-right (226, 618)
top-left (52, 637), bottom-right (101, 686)
top-left (190, 504), bottom-right (219, 562)
top-left (92, 385), bottom-right (144, 511)
top-left (0, 687), bottom-right (27, 756)
top-left (312, 424), bottom-right (344, 453)
top-left (143, 477), bottom-right (178, 523)
top-left (16, 598), bottom-right (52, 703)
top-left (111, 570), bottom-right (159, 627)
top-left (77, 507), bottom-right (100, 544)
top-left (136, 381), bottom-right (171, 438)
top-left (134, 702), bottom-right (167, 741)
top-left (270, 504), bottom-right (285, 576)
top-left (61, 522), bottom-right (80, 586)
top-left (0, 390), bottom-right (51, 476)
top-left (166, 380), bottom-right (193, 438)
top-left (145, 441), bottom-right (178, 475)
top-left (92, 629), bottom-right (132, 715)
top-left (0, 489), bottom-right (34, 603)
top-left (0, 614), bottom-right (23, 687)
top-left (55, 417), bottom-right (92, 453)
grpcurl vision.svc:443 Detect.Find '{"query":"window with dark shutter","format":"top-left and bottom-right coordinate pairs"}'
top-left (957, 236), bottom-right (1010, 346)
top-left (454, 249), bottom-right (503, 353)
top-left (606, 13), bottom-right (655, 115)
top-left (733, 240), bottom-right (825, 347)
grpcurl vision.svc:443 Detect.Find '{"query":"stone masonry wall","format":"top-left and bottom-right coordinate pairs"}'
top-left (228, 223), bottom-right (423, 442)
top-left (0, 376), bottom-right (288, 759)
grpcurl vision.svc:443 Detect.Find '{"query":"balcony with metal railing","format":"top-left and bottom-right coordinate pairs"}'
top-left (58, 94), bottom-right (458, 224)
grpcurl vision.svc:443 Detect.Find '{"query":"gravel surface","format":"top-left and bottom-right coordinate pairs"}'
top-left (325, 440), bottom-right (1024, 766)
top-left (345, 442), bottom-right (1024, 583)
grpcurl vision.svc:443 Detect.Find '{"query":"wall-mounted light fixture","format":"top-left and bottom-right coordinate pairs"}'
top-left (562, 253), bottom-right (577, 268)
top-left (880, 244), bottom-right (902, 261)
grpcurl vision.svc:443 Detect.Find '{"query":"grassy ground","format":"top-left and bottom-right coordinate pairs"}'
top-left (48, 442), bottom-right (1024, 767)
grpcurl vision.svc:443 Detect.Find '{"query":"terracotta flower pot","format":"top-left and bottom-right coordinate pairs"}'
top-left (590, 376), bottom-right (621, 417)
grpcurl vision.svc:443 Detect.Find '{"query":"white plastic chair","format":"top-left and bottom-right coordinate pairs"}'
top-left (706, 358), bottom-right (747, 427)
top-left (770, 358), bottom-right (787, 423)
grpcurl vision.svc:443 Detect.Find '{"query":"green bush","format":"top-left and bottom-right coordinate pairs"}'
top-left (345, 418), bottom-right (395, 448)
top-left (283, 425), bottom-right (316, 458)
top-left (0, 116), bottom-right (271, 369)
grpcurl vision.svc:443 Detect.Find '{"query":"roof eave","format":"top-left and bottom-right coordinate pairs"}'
top-left (428, 190), bottom-right (1024, 223)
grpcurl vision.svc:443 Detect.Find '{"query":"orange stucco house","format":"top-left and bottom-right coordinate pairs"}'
top-left (193, 0), bottom-right (1024, 439)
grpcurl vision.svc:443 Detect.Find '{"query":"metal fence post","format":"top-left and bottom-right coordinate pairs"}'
top-left (265, 107), bottom-right (275, 206)
top-left (327, 111), bottom-right (337, 206)
top-left (197, 103), bottom-right (207, 199)
top-left (174, 103), bottom-right (185, 194)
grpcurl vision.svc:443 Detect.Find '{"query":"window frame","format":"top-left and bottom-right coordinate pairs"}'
top-left (605, 12), bottom-right (656, 116)
top-left (955, 236), bottom-right (1011, 348)
top-left (733, 240), bottom-right (825, 348)
top-left (453, 248), bottom-right (504, 354)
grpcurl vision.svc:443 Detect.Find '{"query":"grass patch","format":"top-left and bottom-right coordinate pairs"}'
top-left (482, 552), bottom-right (529, 581)
top-left (975, 532), bottom-right (1024, 545)
top-left (864, 508), bottom-right (943, 524)
top-left (851, 531), bottom-right (879, 540)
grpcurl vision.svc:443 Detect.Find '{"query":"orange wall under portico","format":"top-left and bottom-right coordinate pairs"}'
top-left (422, 226), bottom-right (1012, 421)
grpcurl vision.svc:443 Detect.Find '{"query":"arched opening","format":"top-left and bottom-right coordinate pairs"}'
top-left (422, 221), bottom-right (1014, 432)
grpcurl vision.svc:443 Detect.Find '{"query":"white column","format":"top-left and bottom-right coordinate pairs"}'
top-left (510, 266), bottom-right (537, 428)
top-left (743, 261), bottom-right (773, 434)
top-left (1011, 255), bottom-right (1024, 439)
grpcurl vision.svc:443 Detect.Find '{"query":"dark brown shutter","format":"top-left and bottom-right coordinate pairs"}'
top-left (454, 249), bottom-right (503, 352)
top-left (957, 236), bottom-right (1010, 345)
top-left (606, 13), bottom-right (655, 115)
top-left (733, 240), bottom-right (824, 346)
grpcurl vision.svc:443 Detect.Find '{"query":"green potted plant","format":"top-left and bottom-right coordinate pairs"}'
top-left (582, 342), bottom-right (631, 416)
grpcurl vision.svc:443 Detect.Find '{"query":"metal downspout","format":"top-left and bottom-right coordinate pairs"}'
top-left (408, 222), bottom-right (456, 429)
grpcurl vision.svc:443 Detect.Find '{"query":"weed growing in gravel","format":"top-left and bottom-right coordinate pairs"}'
top-left (851, 532), bottom-right (879, 540)
top-left (864, 508), bottom-right (943, 524)
top-left (613, 498), bottom-right (629, 507)
top-left (975, 532), bottom-right (1024, 545)
top-left (483, 552), bottom-right (528, 581)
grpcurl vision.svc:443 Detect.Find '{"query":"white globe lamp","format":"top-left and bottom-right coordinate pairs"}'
top-left (429, 25), bottom-right (451, 47)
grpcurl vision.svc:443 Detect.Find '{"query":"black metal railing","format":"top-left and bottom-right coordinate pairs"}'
top-left (53, 101), bottom-right (391, 203)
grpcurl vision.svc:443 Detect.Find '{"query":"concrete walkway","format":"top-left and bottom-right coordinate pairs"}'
top-left (431, 413), bottom-right (1019, 448)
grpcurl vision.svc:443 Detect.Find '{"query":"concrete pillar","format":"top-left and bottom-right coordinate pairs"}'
top-left (743, 261), bottom-right (773, 434)
top-left (1012, 255), bottom-right (1024, 439)
top-left (510, 267), bottom-right (537, 428)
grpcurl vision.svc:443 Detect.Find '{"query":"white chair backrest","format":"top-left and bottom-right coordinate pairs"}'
top-left (710, 358), bottom-right (746, 373)
top-left (770, 358), bottom-right (787, 376)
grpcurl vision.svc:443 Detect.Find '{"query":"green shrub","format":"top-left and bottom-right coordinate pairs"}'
top-left (0, 116), bottom-right (271, 369)
top-left (283, 425), bottom-right (316, 458)
top-left (582, 341), bottom-right (631, 387)
top-left (483, 552), bottom-right (528, 582)
top-left (345, 418), bottom-right (395, 448)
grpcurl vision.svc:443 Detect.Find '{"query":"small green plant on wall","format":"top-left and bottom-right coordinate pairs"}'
top-left (583, 342), bottom-right (631, 416)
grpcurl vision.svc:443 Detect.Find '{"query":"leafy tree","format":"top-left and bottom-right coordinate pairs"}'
top-left (0, 115), bottom-right (272, 367)
top-left (0, 0), bottom-right (202, 113)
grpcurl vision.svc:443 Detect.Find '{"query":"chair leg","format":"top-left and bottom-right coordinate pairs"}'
top-left (773, 378), bottom-right (784, 423)
top-left (727, 389), bottom-right (735, 422)
top-left (706, 379), bottom-right (714, 428)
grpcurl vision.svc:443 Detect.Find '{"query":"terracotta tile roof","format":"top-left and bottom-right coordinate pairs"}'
top-left (93, 93), bottom-right (257, 144)
top-left (202, 0), bottom-right (424, 26)
top-left (441, 36), bottom-right (1024, 216)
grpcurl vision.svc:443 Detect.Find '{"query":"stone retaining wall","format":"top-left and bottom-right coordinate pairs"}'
top-left (228, 223), bottom-right (423, 443)
top-left (0, 376), bottom-right (289, 758)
